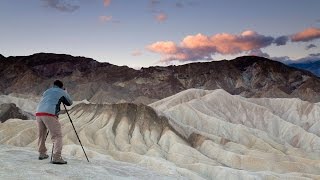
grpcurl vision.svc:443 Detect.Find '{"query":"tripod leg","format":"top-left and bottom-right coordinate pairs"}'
top-left (45, 131), bottom-right (49, 142)
top-left (46, 131), bottom-right (54, 162)
top-left (63, 104), bottom-right (90, 162)
top-left (50, 144), bottom-right (54, 162)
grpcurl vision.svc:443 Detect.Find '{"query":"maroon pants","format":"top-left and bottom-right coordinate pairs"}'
top-left (36, 116), bottom-right (63, 157)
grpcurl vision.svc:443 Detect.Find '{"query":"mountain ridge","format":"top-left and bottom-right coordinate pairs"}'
top-left (0, 54), bottom-right (5, 60)
top-left (1, 53), bottom-right (320, 103)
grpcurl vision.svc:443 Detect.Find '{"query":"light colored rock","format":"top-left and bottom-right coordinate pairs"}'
top-left (1, 89), bottom-right (320, 179)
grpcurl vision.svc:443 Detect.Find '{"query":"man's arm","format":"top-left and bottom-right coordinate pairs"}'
top-left (61, 90), bottom-right (73, 106)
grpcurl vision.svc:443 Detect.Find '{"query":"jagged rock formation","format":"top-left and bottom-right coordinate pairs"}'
top-left (0, 94), bottom-right (39, 113)
top-left (0, 103), bottom-right (29, 123)
top-left (0, 94), bottom-right (38, 122)
top-left (1, 89), bottom-right (320, 179)
top-left (1, 53), bottom-right (320, 103)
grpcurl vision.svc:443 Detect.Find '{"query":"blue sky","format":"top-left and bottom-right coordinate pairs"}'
top-left (0, 0), bottom-right (319, 67)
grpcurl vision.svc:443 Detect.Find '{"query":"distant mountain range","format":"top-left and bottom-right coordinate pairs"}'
top-left (288, 60), bottom-right (320, 77)
top-left (1, 53), bottom-right (320, 103)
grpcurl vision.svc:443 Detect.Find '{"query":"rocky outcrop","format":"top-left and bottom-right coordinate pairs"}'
top-left (1, 53), bottom-right (320, 103)
top-left (0, 103), bottom-right (29, 123)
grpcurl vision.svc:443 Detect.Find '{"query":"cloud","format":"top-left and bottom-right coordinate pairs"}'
top-left (155, 13), bottom-right (167, 22)
top-left (42, 0), bottom-right (79, 12)
top-left (150, 0), bottom-right (160, 6)
top-left (270, 53), bottom-right (320, 64)
top-left (270, 56), bottom-right (292, 63)
top-left (306, 44), bottom-right (317, 50)
top-left (175, 2), bottom-right (184, 8)
top-left (248, 49), bottom-right (270, 58)
top-left (148, 30), bottom-right (275, 62)
top-left (174, 1), bottom-right (198, 8)
top-left (131, 50), bottom-right (142, 56)
top-left (291, 27), bottom-right (320, 42)
top-left (148, 41), bottom-right (178, 54)
top-left (274, 36), bottom-right (289, 46)
top-left (148, 1), bottom-right (167, 22)
top-left (103, 0), bottom-right (111, 7)
top-left (148, 0), bottom-right (160, 11)
top-left (291, 54), bottom-right (320, 63)
top-left (148, 28), bottom-right (320, 63)
top-left (99, 15), bottom-right (112, 23)
top-left (310, 53), bottom-right (320, 57)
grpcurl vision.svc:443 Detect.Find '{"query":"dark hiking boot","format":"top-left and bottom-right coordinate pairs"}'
top-left (51, 155), bottom-right (67, 165)
top-left (38, 154), bottom-right (49, 160)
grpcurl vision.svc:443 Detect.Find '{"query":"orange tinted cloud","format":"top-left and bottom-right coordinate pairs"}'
top-left (147, 41), bottom-right (178, 54)
top-left (148, 30), bottom-right (274, 61)
top-left (104, 0), bottom-right (111, 7)
top-left (181, 31), bottom-right (272, 54)
top-left (291, 27), bottom-right (320, 42)
top-left (156, 13), bottom-right (167, 22)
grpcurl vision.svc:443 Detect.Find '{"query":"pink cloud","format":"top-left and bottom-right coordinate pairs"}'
top-left (103, 0), bottom-right (111, 7)
top-left (155, 13), bottom-right (167, 22)
top-left (291, 27), bottom-right (320, 42)
top-left (147, 30), bottom-right (274, 62)
top-left (147, 41), bottom-right (178, 54)
top-left (99, 15), bottom-right (112, 22)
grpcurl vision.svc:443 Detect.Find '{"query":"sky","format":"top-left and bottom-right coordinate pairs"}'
top-left (0, 0), bottom-right (320, 67)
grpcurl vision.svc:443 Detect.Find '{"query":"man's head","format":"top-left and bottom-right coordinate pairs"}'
top-left (53, 80), bottom-right (64, 89)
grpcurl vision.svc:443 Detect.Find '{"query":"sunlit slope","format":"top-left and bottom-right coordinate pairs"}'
top-left (151, 89), bottom-right (320, 178)
top-left (151, 89), bottom-right (320, 153)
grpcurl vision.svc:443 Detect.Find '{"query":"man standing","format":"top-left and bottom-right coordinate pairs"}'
top-left (36, 80), bottom-right (73, 164)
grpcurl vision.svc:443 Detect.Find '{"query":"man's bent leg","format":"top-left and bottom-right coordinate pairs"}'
top-left (36, 117), bottom-right (47, 155)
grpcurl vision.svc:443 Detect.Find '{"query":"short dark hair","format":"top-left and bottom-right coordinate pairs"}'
top-left (54, 80), bottom-right (64, 89)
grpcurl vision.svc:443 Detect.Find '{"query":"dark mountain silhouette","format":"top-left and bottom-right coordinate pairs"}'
top-left (0, 54), bottom-right (5, 60)
top-left (1, 53), bottom-right (320, 103)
